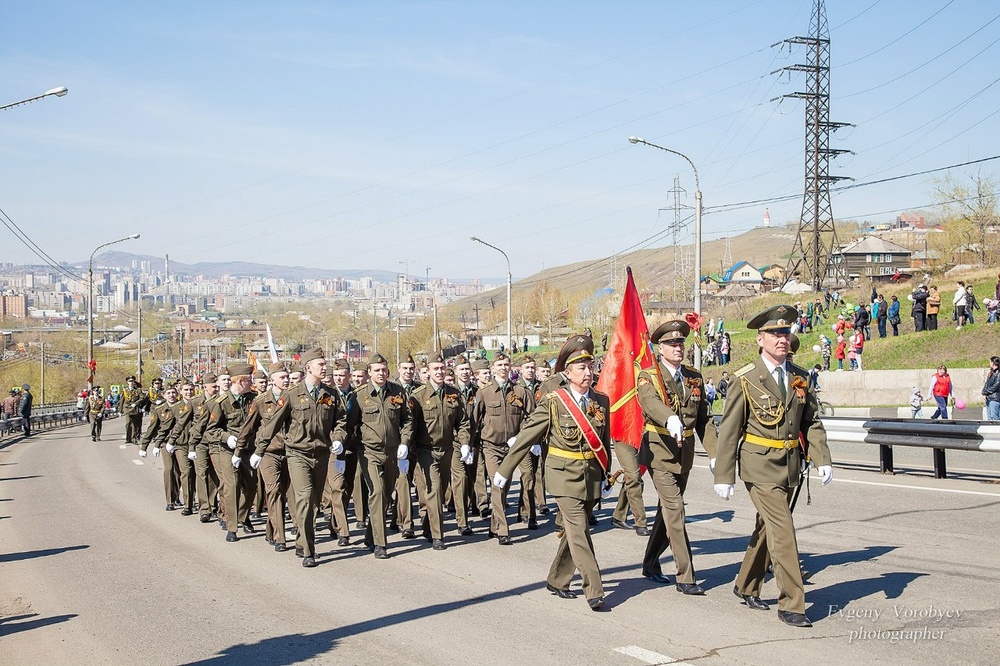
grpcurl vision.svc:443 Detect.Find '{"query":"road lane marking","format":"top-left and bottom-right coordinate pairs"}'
top-left (614, 645), bottom-right (692, 665)
top-left (132, 460), bottom-right (144, 466)
top-left (833, 477), bottom-right (1000, 497)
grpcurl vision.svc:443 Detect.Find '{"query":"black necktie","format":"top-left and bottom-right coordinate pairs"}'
top-left (775, 367), bottom-right (787, 400)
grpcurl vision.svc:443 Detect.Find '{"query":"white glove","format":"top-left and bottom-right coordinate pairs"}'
top-left (250, 453), bottom-right (263, 470)
top-left (493, 471), bottom-right (508, 489)
top-left (333, 459), bottom-right (346, 474)
top-left (714, 483), bottom-right (735, 500)
top-left (398, 459), bottom-right (410, 475)
top-left (530, 444), bottom-right (542, 457)
top-left (152, 447), bottom-right (160, 458)
top-left (331, 440), bottom-right (344, 455)
top-left (709, 457), bottom-right (716, 472)
top-left (601, 482), bottom-right (617, 500)
top-left (187, 450), bottom-right (197, 461)
top-left (506, 436), bottom-right (517, 447)
top-left (460, 444), bottom-right (471, 459)
top-left (139, 449), bottom-right (147, 458)
top-left (397, 444), bottom-right (409, 460)
top-left (666, 414), bottom-right (683, 439)
top-left (231, 454), bottom-right (241, 469)
top-left (165, 443), bottom-right (175, 454)
top-left (818, 465), bottom-right (834, 485)
top-left (462, 450), bottom-right (475, 465)
top-left (226, 435), bottom-right (238, 450)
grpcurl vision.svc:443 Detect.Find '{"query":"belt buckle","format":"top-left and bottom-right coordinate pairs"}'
top-left (784, 440), bottom-right (795, 450)
top-left (583, 450), bottom-right (594, 459)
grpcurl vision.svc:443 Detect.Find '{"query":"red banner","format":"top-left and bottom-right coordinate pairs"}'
top-left (596, 267), bottom-right (655, 452)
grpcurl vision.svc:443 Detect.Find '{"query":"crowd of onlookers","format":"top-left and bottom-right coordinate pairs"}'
top-left (908, 275), bottom-right (1000, 331)
top-left (0, 384), bottom-right (34, 436)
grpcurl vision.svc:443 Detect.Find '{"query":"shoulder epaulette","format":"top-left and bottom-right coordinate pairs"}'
top-left (734, 362), bottom-right (755, 378)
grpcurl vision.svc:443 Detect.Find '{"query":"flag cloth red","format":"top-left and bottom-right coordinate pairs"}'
top-left (596, 267), bottom-right (656, 454)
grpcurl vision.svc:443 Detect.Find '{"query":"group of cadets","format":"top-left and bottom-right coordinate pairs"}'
top-left (121, 304), bottom-right (832, 625)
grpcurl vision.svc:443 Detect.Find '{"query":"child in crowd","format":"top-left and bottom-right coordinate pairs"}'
top-left (910, 388), bottom-right (924, 418)
top-left (835, 335), bottom-right (847, 370)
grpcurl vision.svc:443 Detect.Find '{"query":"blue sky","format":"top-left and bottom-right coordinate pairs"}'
top-left (1, 1), bottom-right (997, 280)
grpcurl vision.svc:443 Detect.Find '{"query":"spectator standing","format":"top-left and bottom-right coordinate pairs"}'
top-left (986, 297), bottom-right (998, 324)
top-left (926, 286), bottom-right (941, 330)
top-left (719, 333), bottom-right (731, 365)
top-left (910, 284), bottom-right (929, 332)
top-left (965, 285), bottom-right (980, 325)
top-left (854, 330), bottom-right (865, 371)
top-left (18, 384), bottom-right (33, 436)
top-left (717, 371), bottom-right (730, 404)
top-left (887, 295), bottom-right (901, 336)
top-left (835, 335), bottom-right (846, 370)
top-left (910, 388), bottom-right (925, 418)
top-left (874, 294), bottom-right (888, 338)
top-left (705, 378), bottom-right (717, 415)
top-left (983, 356), bottom-right (1000, 421)
top-left (929, 366), bottom-right (954, 420)
top-left (820, 335), bottom-right (832, 371)
top-left (953, 281), bottom-right (967, 329)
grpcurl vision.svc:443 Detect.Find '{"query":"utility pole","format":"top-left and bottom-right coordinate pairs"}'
top-left (40, 341), bottom-right (44, 405)
top-left (668, 175), bottom-right (690, 301)
top-left (774, 0), bottom-right (853, 290)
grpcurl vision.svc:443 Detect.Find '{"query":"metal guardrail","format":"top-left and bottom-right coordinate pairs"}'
top-left (33, 401), bottom-right (79, 416)
top-left (1, 406), bottom-right (85, 438)
top-left (820, 416), bottom-right (1000, 479)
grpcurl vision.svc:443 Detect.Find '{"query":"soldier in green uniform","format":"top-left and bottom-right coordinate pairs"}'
top-left (146, 378), bottom-right (164, 415)
top-left (118, 375), bottom-right (146, 444)
top-left (637, 320), bottom-right (715, 594)
top-left (473, 352), bottom-right (535, 545)
top-left (349, 366), bottom-right (370, 530)
top-left (201, 364), bottom-right (257, 543)
top-left (237, 362), bottom-right (292, 551)
top-left (470, 358), bottom-right (492, 518)
top-left (389, 354), bottom-right (421, 537)
top-left (139, 384), bottom-right (181, 511)
top-left (409, 353), bottom-right (472, 550)
top-left (257, 348), bottom-right (348, 567)
top-left (713, 305), bottom-right (834, 628)
top-left (497, 335), bottom-right (614, 610)
top-left (323, 358), bottom-right (361, 547)
top-left (190, 373), bottom-right (220, 523)
top-left (354, 353), bottom-right (412, 559)
top-left (515, 355), bottom-right (545, 525)
top-left (88, 387), bottom-right (106, 441)
top-left (164, 380), bottom-right (197, 515)
top-left (449, 355), bottom-right (477, 533)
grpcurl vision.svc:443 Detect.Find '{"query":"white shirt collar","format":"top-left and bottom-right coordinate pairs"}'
top-left (661, 360), bottom-right (681, 377)
top-left (761, 356), bottom-right (787, 376)
top-left (569, 387), bottom-right (588, 403)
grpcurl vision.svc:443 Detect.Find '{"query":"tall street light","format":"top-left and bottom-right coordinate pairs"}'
top-left (89, 234), bottom-right (140, 389)
top-left (0, 86), bottom-right (68, 112)
top-left (470, 236), bottom-right (512, 355)
top-left (628, 136), bottom-right (703, 368)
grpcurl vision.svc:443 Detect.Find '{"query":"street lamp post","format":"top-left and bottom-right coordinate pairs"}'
top-left (471, 237), bottom-right (512, 355)
top-left (628, 136), bottom-right (703, 368)
top-left (0, 86), bottom-right (68, 112)
top-left (88, 234), bottom-right (140, 389)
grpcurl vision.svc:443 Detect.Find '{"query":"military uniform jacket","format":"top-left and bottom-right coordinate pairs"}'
top-left (258, 382), bottom-right (347, 456)
top-left (333, 387), bottom-right (362, 461)
top-left (636, 362), bottom-right (716, 474)
top-left (189, 393), bottom-right (214, 450)
top-left (355, 381), bottom-right (412, 458)
top-left (201, 390), bottom-right (257, 452)
top-left (88, 395), bottom-right (105, 418)
top-left (409, 382), bottom-right (472, 454)
top-left (715, 357), bottom-right (832, 488)
top-left (167, 399), bottom-right (195, 448)
top-left (499, 388), bottom-right (612, 501)
top-left (537, 373), bottom-right (568, 400)
top-left (473, 381), bottom-right (535, 449)
top-left (145, 388), bottom-right (163, 414)
top-left (118, 387), bottom-right (146, 416)
top-left (455, 381), bottom-right (479, 448)
top-left (140, 400), bottom-right (177, 452)
top-left (235, 390), bottom-right (287, 457)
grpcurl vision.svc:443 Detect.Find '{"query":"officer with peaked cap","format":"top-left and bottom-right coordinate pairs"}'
top-left (191, 372), bottom-right (221, 523)
top-left (119, 374), bottom-right (146, 444)
top-left (636, 319), bottom-right (714, 595)
top-left (469, 357), bottom-right (493, 518)
top-left (496, 334), bottom-right (613, 610)
top-left (714, 304), bottom-right (833, 627)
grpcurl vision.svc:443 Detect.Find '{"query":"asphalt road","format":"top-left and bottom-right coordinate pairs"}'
top-left (2, 418), bottom-right (999, 665)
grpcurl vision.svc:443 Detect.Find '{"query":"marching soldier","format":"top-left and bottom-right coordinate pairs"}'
top-left (118, 375), bottom-right (146, 444)
top-left (473, 352), bottom-right (535, 545)
top-left (355, 353), bottom-right (412, 559)
top-left (237, 362), bottom-right (292, 552)
top-left (201, 364), bottom-right (257, 543)
top-left (349, 366), bottom-right (371, 530)
top-left (389, 354), bottom-right (421, 537)
top-left (637, 320), bottom-right (715, 595)
top-left (257, 348), bottom-right (348, 567)
top-left (88, 387), bottom-right (106, 441)
top-left (496, 335), bottom-right (613, 610)
top-left (470, 358), bottom-right (492, 518)
top-left (191, 373), bottom-right (221, 523)
top-left (146, 377), bottom-right (164, 414)
top-left (450, 355), bottom-right (478, 533)
top-left (713, 305), bottom-right (833, 627)
top-left (139, 384), bottom-right (181, 511)
top-left (515, 355), bottom-right (544, 525)
top-left (409, 353), bottom-right (472, 549)
top-left (323, 358), bottom-right (361, 547)
top-left (164, 380), bottom-right (197, 515)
